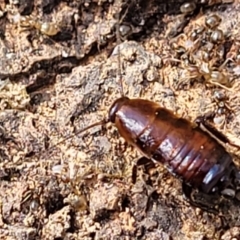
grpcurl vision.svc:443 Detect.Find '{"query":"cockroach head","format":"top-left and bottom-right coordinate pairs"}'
top-left (108, 97), bottom-right (129, 123)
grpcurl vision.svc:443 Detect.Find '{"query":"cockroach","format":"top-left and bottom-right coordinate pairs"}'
top-left (44, 22), bottom-right (240, 212)
top-left (108, 95), bottom-right (240, 210)
top-left (49, 43), bottom-right (240, 214)
top-left (54, 73), bottom-right (240, 213)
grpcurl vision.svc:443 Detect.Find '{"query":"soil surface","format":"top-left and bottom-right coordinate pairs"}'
top-left (1, 0), bottom-right (240, 239)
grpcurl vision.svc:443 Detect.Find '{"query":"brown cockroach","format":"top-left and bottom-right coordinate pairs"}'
top-left (48, 41), bottom-right (240, 213)
top-left (42, 14), bottom-right (240, 212)
top-left (108, 95), bottom-right (240, 209)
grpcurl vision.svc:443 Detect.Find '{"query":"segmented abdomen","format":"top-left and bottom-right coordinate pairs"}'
top-left (136, 108), bottom-right (232, 193)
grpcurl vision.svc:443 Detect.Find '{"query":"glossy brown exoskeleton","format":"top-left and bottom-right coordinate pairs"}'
top-left (108, 96), bottom-right (240, 211)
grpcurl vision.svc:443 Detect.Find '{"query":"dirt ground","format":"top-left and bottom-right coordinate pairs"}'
top-left (1, 0), bottom-right (240, 239)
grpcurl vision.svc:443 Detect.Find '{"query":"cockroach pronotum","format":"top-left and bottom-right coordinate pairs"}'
top-left (48, 40), bottom-right (240, 213)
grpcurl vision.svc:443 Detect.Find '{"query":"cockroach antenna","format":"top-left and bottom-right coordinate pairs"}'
top-left (115, 13), bottom-right (125, 97)
top-left (44, 118), bottom-right (109, 154)
top-left (115, 2), bottom-right (129, 97)
top-left (36, 4), bottom-right (129, 158)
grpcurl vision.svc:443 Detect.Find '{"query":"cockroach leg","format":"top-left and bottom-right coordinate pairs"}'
top-left (194, 115), bottom-right (240, 149)
top-left (194, 115), bottom-right (229, 143)
top-left (136, 156), bottom-right (153, 166)
top-left (182, 182), bottom-right (219, 214)
top-left (131, 164), bottom-right (138, 184)
top-left (182, 182), bottom-right (192, 201)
